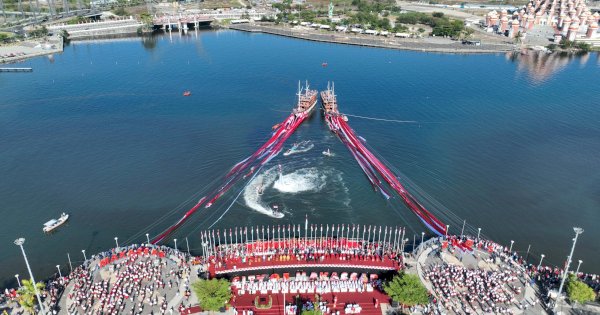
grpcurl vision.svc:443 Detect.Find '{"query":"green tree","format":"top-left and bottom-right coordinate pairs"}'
top-left (17, 279), bottom-right (45, 314)
top-left (112, 6), bottom-right (129, 16)
top-left (301, 310), bottom-right (323, 315)
top-left (384, 272), bottom-right (429, 307)
top-left (567, 274), bottom-right (595, 304)
top-left (191, 279), bottom-right (231, 312)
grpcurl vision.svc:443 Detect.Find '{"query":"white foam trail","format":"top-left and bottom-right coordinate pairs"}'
top-left (283, 141), bottom-right (314, 156)
top-left (243, 167), bottom-right (284, 218)
top-left (273, 167), bottom-right (327, 194)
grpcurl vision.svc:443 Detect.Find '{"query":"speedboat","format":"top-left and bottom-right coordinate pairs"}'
top-left (183, 91), bottom-right (191, 96)
top-left (283, 143), bottom-right (299, 156)
top-left (270, 204), bottom-right (284, 219)
top-left (43, 213), bottom-right (69, 233)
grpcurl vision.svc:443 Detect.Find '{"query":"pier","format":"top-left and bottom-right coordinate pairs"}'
top-left (0, 67), bottom-right (33, 72)
top-left (152, 14), bottom-right (213, 32)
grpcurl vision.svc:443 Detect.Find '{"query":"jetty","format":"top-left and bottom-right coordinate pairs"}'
top-left (0, 67), bottom-right (33, 72)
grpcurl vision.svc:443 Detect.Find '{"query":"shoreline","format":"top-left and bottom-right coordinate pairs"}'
top-left (0, 35), bottom-right (64, 64)
top-left (227, 23), bottom-right (516, 54)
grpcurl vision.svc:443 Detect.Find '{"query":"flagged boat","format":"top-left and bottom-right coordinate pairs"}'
top-left (43, 213), bottom-right (69, 233)
top-left (183, 91), bottom-right (191, 96)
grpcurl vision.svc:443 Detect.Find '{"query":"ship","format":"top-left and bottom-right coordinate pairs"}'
top-left (320, 81), bottom-right (347, 130)
top-left (293, 80), bottom-right (318, 119)
top-left (43, 212), bottom-right (69, 233)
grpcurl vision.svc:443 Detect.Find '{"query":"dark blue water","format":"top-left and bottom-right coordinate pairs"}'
top-left (1, 30), bottom-right (599, 287)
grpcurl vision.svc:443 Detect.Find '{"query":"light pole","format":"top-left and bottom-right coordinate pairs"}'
top-left (477, 227), bottom-right (481, 240)
top-left (56, 265), bottom-right (62, 278)
top-left (146, 233), bottom-right (150, 245)
top-left (555, 227), bottom-right (584, 312)
top-left (445, 225), bottom-right (449, 238)
top-left (174, 238), bottom-right (178, 250)
top-left (14, 238), bottom-right (47, 315)
top-left (114, 237), bottom-right (119, 249)
top-left (576, 260), bottom-right (583, 274)
top-left (15, 274), bottom-right (21, 288)
top-left (509, 240), bottom-right (514, 253)
top-left (420, 232), bottom-right (425, 252)
top-left (82, 249), bottom-right (87, 261)
top-left (538, 254), bottom-right (545, 269)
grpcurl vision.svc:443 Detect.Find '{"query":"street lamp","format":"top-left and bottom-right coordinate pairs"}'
top-left (420, 232), bottom-right (425, 251)
top-left (509, 240), bottom-right (514, 253)
top-left (576, 260), bottom-right (583, 274)
top-left (146, 233), bottom-right (150, 245)
top-left (555, 227), bottom-right (584, 312)
top-left (56, 265), bottom-right (62, 278)
top-left (15, 274), bottom-right (21, 288)
top-left (14, 238), bottom-right (47, 315)
top-left (445, 225), bottom-right (449, 238)
top-left (114, 237), bottom-right (119, 249)
top-left (174, 238), bottom-right (178, 250)
top-left (82, 249), bottom-right (87, 261)
top-left (477, 227), bottom-right (481, 240)
top-left (538, 254), bottom-right (545, 269)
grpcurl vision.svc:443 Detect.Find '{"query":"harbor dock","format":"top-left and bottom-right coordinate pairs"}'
top-left (0, 67), bottom-right (32, 72)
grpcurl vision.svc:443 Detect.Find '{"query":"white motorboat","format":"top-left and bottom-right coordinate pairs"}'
top-left (322, 148), bottom-right (335, 157)
top-left (43, 212), bottom-right (69, 233)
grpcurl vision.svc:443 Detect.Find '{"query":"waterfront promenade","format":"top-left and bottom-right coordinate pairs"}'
top-left (2, 228), bottom-right (599, 314)
top-left (228, 24), bottom-right (515, 54)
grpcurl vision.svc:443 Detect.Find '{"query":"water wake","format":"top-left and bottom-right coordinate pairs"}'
top-left (283, 140), bottom-right (314, 156)
top-left (243, 167), bottom-right (284, 218)
top-left (273, 167), bottom-right (327, 194)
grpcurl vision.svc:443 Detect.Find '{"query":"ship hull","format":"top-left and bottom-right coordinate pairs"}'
top-left (297, 97), bottom-right (318, 119)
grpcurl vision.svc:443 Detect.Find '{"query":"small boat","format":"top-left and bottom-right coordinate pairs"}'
top-left (322, 148), bottom-right (334, 157)
top-left (183, 91), bottom-right (191, 96)
top-left (43, 213), bottom-right (69, 233)
top-left (257, 182), bottom-right (264, 195)
top-left (270, 204), bottom-right (284, 218)
top-left (272, 123), bottom-right (280, 130)
top-left (283, 143), bottom-right (299, 156)
top-left (322, 62), bottom-right (328, 67)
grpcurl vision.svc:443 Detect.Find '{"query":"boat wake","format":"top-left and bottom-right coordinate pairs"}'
top-left (243, 165), bottom-right (349, 217)
top-left (283, 140), bottom-right (314, 156)
top-left (273, 167), bottom-right (326, 194)
top-left (243, 167), bottom-right (283, 218)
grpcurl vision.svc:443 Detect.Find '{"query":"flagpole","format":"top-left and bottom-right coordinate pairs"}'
top-left (304, 215), bottom-right (308, 245)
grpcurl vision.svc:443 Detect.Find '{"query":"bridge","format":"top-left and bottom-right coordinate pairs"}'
top-left (152, 14), bottom-right (213, 31)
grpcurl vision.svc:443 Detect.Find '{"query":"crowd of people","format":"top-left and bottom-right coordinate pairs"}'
top-left (62, 244), bottom-right (192, 315)
top-left (419, 235), bottom-right (600, 315)
top-left (425, 264), bottom-right (524, 314)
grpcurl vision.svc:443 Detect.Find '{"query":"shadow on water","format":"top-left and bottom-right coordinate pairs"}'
top-left (505, 50), bottom-right (596, 83)
top-left (141, 35), bottom-right (158, 51)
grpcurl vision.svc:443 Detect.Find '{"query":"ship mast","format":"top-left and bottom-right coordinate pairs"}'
top-left (297, 80), bottom-right (302, 104)
top-left (305, 80), bottom-right (309, 96)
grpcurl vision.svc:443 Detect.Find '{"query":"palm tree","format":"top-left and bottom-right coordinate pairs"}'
top-left (17, 279), bottom-right (45, 315)
top-left (514, 31), bottom-right (523, 44)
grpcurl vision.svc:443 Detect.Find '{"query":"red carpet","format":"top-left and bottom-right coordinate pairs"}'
top-left (210, 254), bottom-right (399, 276)
top-left (231, 290), bottom-right (389, 315)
